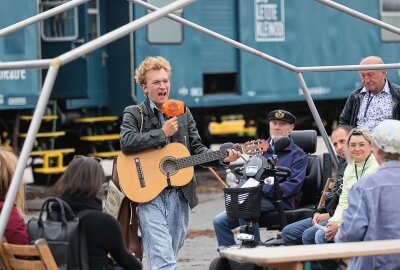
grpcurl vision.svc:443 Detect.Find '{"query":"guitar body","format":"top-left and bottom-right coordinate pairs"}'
top-left (117, 143), bottom-right (194, 203)
top-left (117, 139), bottom-right (268, 203)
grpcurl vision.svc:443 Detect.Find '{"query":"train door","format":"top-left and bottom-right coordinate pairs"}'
top-left (67, 0), bottom-right (109, 108)
top-left (133, 0), bottom-right (240, 105)
top-left (40, 0), bottom-right (108, 109)
top-left (201, 0), bottom-right (239, 96)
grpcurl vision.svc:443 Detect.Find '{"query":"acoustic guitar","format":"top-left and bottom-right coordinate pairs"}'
top-left (117, 140), bottom-right (268, 203)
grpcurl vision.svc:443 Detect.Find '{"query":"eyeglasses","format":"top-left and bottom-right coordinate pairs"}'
top-left (348, 143), bottom-right (369, 150)
top-left (348, 128), bottom-right (372, 148)
top-left (73, 155), bottom-right (102, 163)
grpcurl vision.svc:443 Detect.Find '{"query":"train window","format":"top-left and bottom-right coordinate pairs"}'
top-left (40, 0), bottom-right (78, 41)
top-left (88, 0), bottom-right (100, 41)
top-left (203, 73), bottom-right (238, 94)
top-left (147, 0), bottom-right (183, 44)
top-left (380, 0), bottom-right (400, 42)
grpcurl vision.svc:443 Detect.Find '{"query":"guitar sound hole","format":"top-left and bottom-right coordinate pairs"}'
top-left (160, 157), bottom-right (178, 176)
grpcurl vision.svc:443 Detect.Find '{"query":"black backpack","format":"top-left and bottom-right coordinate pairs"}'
top-left (28, 197), bottom-right (95, 270)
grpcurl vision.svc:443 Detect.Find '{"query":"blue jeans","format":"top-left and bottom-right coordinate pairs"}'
top-left (213, 197), bottom-right (277, 247)
top-left (281, 218), bottom-right (328, 245)
top-left (315, 227), bottom-right (329, 244)
top-left (137, 189), bottom-right (189, 270)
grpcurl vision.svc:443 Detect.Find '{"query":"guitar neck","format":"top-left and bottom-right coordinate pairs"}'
top-left (176, 149), bottom-right (236, 169)
top-left (174, 139), bottom-right (267, 169)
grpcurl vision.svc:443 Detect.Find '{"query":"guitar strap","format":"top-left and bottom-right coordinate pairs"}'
top-left (137, 104), bottom-right (145, 133)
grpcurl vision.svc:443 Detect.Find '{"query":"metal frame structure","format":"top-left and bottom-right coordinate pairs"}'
top-left (0, 0), bottom-right (197, 239)
top-left (0, 0), bottom-right (399, 240)
top-left (131, 0), bottom-right (400, 168)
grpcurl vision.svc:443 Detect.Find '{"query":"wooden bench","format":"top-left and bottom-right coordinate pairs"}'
top-left (219, 239), bottom-right (400, 270)
top-left (74, 115), bottom-right (119, 123)
top-left (89, 151), bottom-right (120, 158)
top-left (0, 238), bottom-right (58, 270)
top-left (317, 177), bottom-right (335, 208)
top-left (19, 131), bottom-right (65, 139)
top-left (30, 148), bottom-right (75, 175)
top-left (20, 115), bottom-right (58, 122)
top-left (79, 134), bottom-right (120, 142)
top-left (75, 116), bottom-right (120, 154)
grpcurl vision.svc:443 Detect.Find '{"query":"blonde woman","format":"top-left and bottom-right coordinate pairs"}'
top-left (0, 149), bottom-right (27, 245)
top-left (315, 128), bottom-right (379, 244)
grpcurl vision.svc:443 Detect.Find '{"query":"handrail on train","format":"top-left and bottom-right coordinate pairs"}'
top-left (0, 0), bottom-right (400, 242)
top-left (0, 0), bottom-right (91, 37)
top-left (0, 0), bottom-right (197, 240)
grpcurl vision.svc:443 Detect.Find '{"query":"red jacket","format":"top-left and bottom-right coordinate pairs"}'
top-left (0, 201), bottom-right (28, 245)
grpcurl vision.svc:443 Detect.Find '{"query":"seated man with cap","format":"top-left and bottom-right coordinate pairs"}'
top-left (213, 109), bottom-right (307, 247)
top-left (335, 119), bottom-right (400, 270)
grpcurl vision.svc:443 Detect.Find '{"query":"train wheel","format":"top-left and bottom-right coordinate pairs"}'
top-left (209, 257), bottom-right (230, 270)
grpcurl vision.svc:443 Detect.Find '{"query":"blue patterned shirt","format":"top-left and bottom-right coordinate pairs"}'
top-left (357, 80), bottom-right (393, 132)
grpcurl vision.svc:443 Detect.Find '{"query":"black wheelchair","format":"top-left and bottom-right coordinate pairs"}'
top-left (209, 136), bottom-right (293, 270)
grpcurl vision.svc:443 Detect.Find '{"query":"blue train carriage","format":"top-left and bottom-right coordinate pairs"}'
top-left (0, 1), bottom-right (41, 147)
top-left (0, 0), bottom-right (130, 151)
top-left (1, 0), bottom-right (400, 149)
top-left (132, 0), bottom-right (400, 140)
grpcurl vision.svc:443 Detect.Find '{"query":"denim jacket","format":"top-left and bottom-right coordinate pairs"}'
top-left (336, 161), bottom-right (400, 270)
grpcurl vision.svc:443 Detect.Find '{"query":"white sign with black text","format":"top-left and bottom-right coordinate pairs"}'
top-left (255, 0), bottom-right (285, 42)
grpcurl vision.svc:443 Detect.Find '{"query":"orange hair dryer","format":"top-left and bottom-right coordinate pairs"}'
top-left (162, 99), bottom-right (185, 117)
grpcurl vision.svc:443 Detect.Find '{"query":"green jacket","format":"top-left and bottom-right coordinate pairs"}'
top-left (120, 98), bottom-right (219, 209)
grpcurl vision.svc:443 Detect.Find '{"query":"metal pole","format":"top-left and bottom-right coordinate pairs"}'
top-left (295, 72), bottom-right (338, 169)
top-left (0, 0), bottom-right (90, 37)
top-left (0, 0), bottom-right (198, 240)
top-left (58, 0), bottom-right (197, 65)
top-left (315, 0), bottom-right (400, 36)
top-left (130, 0), bottom-right (297, 72)
top-left (297, 63), bottom-right (400, 73)
top-left (0, 60), bottom-right (60, 239)
top-left (0, 59), bottom-right (51, 70)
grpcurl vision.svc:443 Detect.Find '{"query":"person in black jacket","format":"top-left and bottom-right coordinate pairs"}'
top-left (52, 156), bottom-right (142, 270)
top-left (119, 56), bottom-right (240, 270)
top-left (339, 56), bottom-right (400, 132)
